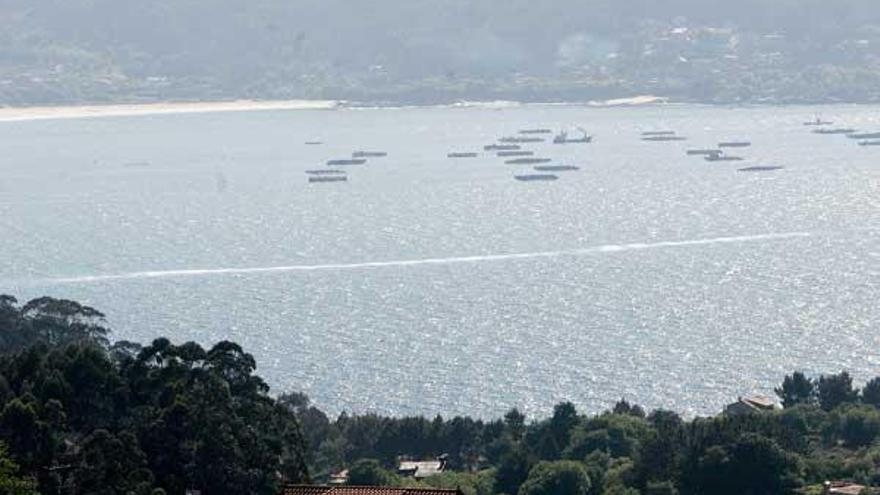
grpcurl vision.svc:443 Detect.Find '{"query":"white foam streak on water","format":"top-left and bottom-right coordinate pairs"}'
top-left (47, 232), bottom-right (810, 284)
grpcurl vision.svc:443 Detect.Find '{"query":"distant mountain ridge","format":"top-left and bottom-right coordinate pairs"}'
top-left (1, 0), bottom-right (879, 105)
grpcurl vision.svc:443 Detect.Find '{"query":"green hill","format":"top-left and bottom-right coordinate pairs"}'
top-left (1, 0), bottom-right (879, 105)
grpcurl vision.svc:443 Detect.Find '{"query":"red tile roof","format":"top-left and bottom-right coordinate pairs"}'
top-left (282, 486), bottom-right (462, 495)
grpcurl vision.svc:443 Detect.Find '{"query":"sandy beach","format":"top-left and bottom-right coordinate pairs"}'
top-left (0, 99), bottom-right (341, 123)
top-left (0, 95), bottom-right (670, 123)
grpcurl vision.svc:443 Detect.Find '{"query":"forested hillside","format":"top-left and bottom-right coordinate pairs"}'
top-left (1, 0), bottom-right (879, 105)
top-left (4, 294), bottom-right (880, 494)
top-left (0, 295), bottom-right (309, 494)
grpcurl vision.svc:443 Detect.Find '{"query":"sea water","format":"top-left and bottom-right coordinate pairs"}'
top-left (1, 104), bottom-right (878, 418)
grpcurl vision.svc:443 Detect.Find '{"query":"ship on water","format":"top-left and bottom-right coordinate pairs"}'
top-left (553, 128), bottom-right (592, 144)
top-left (803, 117), bottom-right (833, 126)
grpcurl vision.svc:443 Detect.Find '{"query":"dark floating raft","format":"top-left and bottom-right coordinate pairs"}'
top-left (642, 131), bottom-right (677, 136)
top-left (848, 132), bottom-right (880, 140)
top-left (309, 176), bottom-right (348, 183)
top-left (499, 136), bottom-right (545, 143)
top-left (803, 119), bottom-right (833, 126)
top-left (534, 165), bottom-right (580, 172)
top-left (353, 151), bottom-right (388, 158)
top-left (448, 152), bottom-right (479, 158)
top-left (306, 169), bottom-right (347, 175)
top-left (514, 174), bottom-right (559, 182)
top-left (484, 144), bottom-right (521, 151)
top-left (519, 129), bottom-right (553, 134)
top-left (642, 136), bottom-right (687, 142)
top-left (305, 141), bottom-right (323, 145)
top-left (497, 150), bottom-right (535, 157)
top-left (687, 149), bottom-right (722, 156)
top-left (327, 159), bottom-right (367, 166)
top-left (718, 141), bottom-right (751, 148)
top-left (738, 166), bottom-right (784, 172)
top-left (813, 128), bottom-right (856, 135)
top-left (505, 157), bottom-right (553, 165)
top-left (705, 155), bottom-right (744, 162)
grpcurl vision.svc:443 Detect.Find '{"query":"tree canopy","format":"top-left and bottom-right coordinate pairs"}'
top-left (0, 295), bottom-right (309, 494)
top-left (518, 461), bottom-right (592, 495)
top-left (5, 294), bottom-right (880, 495)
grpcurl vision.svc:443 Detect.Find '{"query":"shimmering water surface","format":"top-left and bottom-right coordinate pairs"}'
top-left (1, 104), bottom-right (878, 418)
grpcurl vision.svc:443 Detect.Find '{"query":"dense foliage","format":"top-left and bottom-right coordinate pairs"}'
top-left (5, 294), bottom-right (880, 494)
top-left (1, 0), bottom-right (879, 105)
top-left (0, 441), bottom-right (37, 495)
top-left (289, 360), bottom-right (880, 494)
top-left (295, 391), bottom-right (880, 495)
top-left (0, 295), bottom-right (309, 494)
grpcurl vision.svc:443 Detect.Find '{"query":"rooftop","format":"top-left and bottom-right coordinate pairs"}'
top-left (398, 460), bottom-right (445, 479)
top-left (283, 486), bottom-right (462, 495)
top-left (741, 395), bottom-right (776, 409)
top-left (826, 481), bottom-right (869, 495)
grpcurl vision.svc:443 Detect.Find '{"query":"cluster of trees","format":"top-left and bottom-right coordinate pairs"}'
top-left (294, 375), bottom-right (880, 494)
top-left (5, 293), bottom-right (880, 494)
top-left (0, 295), bottom-right (309, 494)
top-left (299, 389), bottom-right (880, 494)
top-left (1, 0), bottom-right (879, 104)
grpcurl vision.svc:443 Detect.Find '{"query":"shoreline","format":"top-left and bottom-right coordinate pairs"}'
top-left (0, 95), bottom-right (872, 123)
top-left (0, 99), bottom-right (342, 123)
top-left (0, 95), bottom-right (672, 122)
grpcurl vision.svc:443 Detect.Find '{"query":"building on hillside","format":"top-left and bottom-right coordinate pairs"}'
top-left (724, 395), bottom-right (776, 415)
top-left (328, 469), bottom-right (349, 485)
top-left (282, 486), bottom-right (464, 495)
top-left (397, 455), bottom-right (447, 479)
